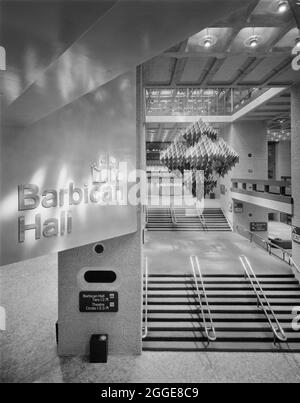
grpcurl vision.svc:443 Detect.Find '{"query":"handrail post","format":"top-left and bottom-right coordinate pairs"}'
top-left (238, 224), bottom-right (298, 274)
top-left (239, 255), bottom-right (287, 344)
top-left (190, 256), bottom-right (217, 344)
top-left (142, 257), bottom-right (149, 340)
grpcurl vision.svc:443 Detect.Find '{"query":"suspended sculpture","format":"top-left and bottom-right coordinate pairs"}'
top-left (160, 120), bottom-right (239, 197)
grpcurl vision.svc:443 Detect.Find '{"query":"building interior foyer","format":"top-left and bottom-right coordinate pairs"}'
top-left (1, 0), bottom-right (300, 383)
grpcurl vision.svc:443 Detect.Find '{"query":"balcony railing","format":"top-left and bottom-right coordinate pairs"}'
top-left (231, 179), bottom-right (292, 204)
top-left (236, 224), bottom-right (300, 277)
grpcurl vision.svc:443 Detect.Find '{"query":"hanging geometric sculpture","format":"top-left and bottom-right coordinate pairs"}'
top-left (160, 119), bottom-right (239, 196)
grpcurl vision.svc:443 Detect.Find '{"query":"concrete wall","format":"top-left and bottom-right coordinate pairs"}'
top-left (220, 121), bottom-right (268, 235)
top-left (58, 233), bottom-right (142, 356)
top-left (291, 84), bottom-right (300, 277)
top-left (0, 71), bottom-right (137, 266)
top-left (57, 68), bottom-right (144, 357)
top-left (275, 141), bottom-right (291, 180)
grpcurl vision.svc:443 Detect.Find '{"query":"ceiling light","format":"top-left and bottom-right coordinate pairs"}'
top-left (245, 32), bottom-right (262, 49)
top-left (249, 36), bottom-right (259, 48)
top-left (278, 1), bottom-right (289, 13)
top-left (201, 29), bottom-right (217, 48)
top-left (204, 36), bottom-right (213, 48)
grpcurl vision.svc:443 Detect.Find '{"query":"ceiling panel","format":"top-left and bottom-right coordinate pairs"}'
top-left (275, 27), bottom-right (300, 48)
top-left (240, 55), bottom-right (288, 82)
top-left (211, 55), bottom-right (250, 83)
top-left (269, 67), bottom-right (300, 84)
top-left (147, 56), bottom-right (176, 84)
top-left (231, 27), bottom-right (282, 52)
top-left (252, 0), bottom-right (294, 21)
top-left (179, 58), bottom-right (209, 83)
top-left (186, 28), bottom-right (234, 53)
top-left (142, 0), bottom-right (299, 125)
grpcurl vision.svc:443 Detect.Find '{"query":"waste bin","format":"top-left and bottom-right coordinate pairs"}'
top-left (90, 334), bottom-right (108, 363)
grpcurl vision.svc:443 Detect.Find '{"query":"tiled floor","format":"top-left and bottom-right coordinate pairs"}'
top-left (1, 231), bottom-right (300, 383)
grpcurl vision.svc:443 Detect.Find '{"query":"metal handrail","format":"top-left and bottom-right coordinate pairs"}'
top-left (196, 207), bottom-right (207, 230)
top-left (170, 207), bottom-right (177, 224)
top-left (236, 224), bottom-right (294, 268)
top-left (290, 257), bottom-right (300, 275)
top-left (190, 255), bottom-right (217, 343)
top-left (239, 255), bottom-right (287, 343)
top-left (145, 206), bottom-right (148, 225)
top-left (222, 209), bottom-right (233, 231)
top-left (142, 257), bottom-right (149, 340)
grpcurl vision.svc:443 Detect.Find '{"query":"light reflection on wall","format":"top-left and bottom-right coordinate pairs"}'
top-left (0, 71), bottom-right (137, 266)
top-left (24, 46), bottom-right (40, 87)
top-left (55, 48), bottom-right (108, 103)
top-left (2, 72), bottom-right (22, 106)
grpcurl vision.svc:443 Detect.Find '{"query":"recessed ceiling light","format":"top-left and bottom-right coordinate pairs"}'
top-left (245, 33), bottom-right (262, 49)
top-left (278, 1), bottom-right (289, 13)
top-left (204, 36), bottom-right (213, 48)
top-left (201, 29), bottom-right (217, 48)
top-left (249, 36), bottom-right (259, 48)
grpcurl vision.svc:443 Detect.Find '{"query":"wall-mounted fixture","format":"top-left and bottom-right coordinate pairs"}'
top-left (277, 1), bottom-right (289, 13)
top-left (94, 243), bottom-right (105, 255)
top-left (84, 270), bottom-right (117, 283)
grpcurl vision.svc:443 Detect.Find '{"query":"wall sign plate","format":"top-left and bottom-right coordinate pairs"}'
top-left (234, 202), bottom-right (243, 213)
top-left (250, 222), bottom-right (268, 232)
top-left (79, 291), bottom-right (118, 313)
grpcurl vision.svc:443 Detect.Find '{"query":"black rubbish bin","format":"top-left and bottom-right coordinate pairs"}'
top-left (90, 334), bottom-right (108, 363)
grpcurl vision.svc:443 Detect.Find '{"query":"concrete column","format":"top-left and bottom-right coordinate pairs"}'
top-left (220, 121), bottom-right (269, 236)
top-left (291, 83), bottom-right (300, 273)
top-left (275, 141), bottom-right (291, 181)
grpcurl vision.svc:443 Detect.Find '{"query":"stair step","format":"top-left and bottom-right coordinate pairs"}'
top-left (142, 341), bottom-right (300, 352)
top-left (147, 274), bottom-right (295, 278)
top-left (148, 305), bottom-right (292, 317)
top-left (144, 300), bottom-right (300, 307)
top-left (142, 268), bottom-right (300, 351)
top-left (143, 330), bottom-right (300, 340)
top-left (143, 334), bottom-right (300, 343)
top-left (146, 279), bottom-right (298, 285)
top-left (146, 322), bottom-right (297, 330)
top-left (145, 288), bottom-right (300, 296)
top-left (145, 313), bottom-right (294, 322)
top-left (146, 283), bottom-right (299, 289)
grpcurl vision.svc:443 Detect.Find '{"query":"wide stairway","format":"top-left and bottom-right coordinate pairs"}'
top-left (143, 271), bottom-right (300, 352)
top-left (146, 207), bottom-right (231, 232)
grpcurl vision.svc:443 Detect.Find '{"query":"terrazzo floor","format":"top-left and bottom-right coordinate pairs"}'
top-left (33, 352), bottom-right (300, 383)
top-left (144, 231), bottom-right (292, 275)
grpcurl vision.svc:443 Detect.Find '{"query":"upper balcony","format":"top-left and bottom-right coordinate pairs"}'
top-left (231, 178), bottom-right (293, 215)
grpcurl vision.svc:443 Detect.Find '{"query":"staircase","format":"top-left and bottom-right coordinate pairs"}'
top-left (143, 273), bottom-right (300, 352)
top-left (146, 207), bottom-right (231, 232)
